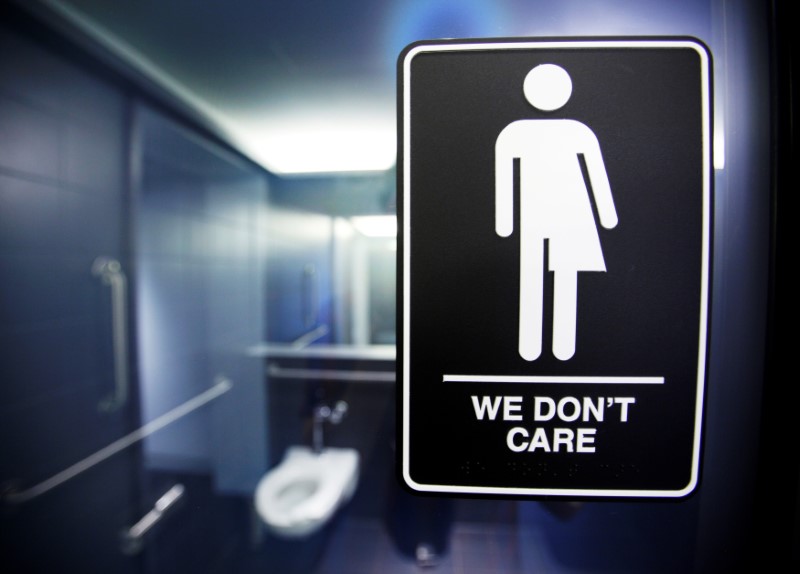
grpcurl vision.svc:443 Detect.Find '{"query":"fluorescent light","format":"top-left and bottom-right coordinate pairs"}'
top-left (230, 98), bottom-right (397, 175)
top-left (351, 215), bottom-right (397, 237)
top-left (249, 125), bottom-right (396, 175)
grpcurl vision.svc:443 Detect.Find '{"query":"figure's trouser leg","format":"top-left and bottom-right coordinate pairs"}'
top-left (519, 238), bottom-right (543, 361)
top-left (553, 269), bottom-right (577, 360)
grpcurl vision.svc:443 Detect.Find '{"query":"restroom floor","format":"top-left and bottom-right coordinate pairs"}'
top-left (314, 517), bottom-right (529, 574)
top-left (156, 472), bottom-right (694, 574)
top-left (312, 505), bottom-right (695, 574)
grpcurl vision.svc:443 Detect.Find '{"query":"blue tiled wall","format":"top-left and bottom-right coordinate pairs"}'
top-left (262, 205), bottom-right (335, 344)
top-left (0, 22), bottom-right (139, 572)
top-left (0, 21), bottom-right (129, 489)
top-left (134, 106), bottom-right (269, 493)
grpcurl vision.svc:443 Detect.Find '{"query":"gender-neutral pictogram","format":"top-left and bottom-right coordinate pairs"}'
top-left (496, 64), bottom-right (618, 361)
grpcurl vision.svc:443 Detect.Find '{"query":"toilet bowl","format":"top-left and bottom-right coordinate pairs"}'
top-left (254, 446), bottom-right (359, 538)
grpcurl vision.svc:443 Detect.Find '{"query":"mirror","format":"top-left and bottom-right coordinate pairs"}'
top-left (264, 171), bottom-right (396, 350)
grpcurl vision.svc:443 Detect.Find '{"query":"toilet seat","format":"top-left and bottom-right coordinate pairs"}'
top-left (254, 447), bottom-right (359, 538)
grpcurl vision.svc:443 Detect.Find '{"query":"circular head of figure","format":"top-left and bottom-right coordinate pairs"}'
top-left (523, 64), bottom-right (572, 111)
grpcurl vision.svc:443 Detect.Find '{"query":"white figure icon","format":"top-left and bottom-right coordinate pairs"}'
top-left (496, 64), bottom-right (618, 361)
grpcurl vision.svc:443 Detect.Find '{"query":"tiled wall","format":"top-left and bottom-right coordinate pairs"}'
top-left (262, 205), bottom-right (335, 344)
top-left (0, 22), bottom-right (139, 572)
top-left (135, 105), bottom-right (269, 494)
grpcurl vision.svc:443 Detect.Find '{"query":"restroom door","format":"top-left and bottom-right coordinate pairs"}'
top-left (0, 10), bottom-right (144, 573)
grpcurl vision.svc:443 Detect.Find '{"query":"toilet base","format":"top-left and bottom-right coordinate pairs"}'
top-left (252, 501), bottom-right (349, 574)
top-left (385, 478), bottom-right (453, 561)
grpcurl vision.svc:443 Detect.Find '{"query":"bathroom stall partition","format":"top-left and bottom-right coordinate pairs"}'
top-left (0, 12), bottom-right (142, 572)
top-left (132, 103), bottom-right (272, 571)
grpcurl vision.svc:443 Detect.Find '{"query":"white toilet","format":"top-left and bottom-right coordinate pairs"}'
top-left (254, 446), bottom-right (360, 538)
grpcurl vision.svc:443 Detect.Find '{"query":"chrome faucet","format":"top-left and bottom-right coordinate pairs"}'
top-left (312, 400), bottom-right (348, 453)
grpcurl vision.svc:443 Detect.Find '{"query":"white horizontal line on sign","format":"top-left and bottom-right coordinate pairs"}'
top-left (442, 375), bottom-right (665, 384)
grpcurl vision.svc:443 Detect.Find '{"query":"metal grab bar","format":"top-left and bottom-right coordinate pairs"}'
top-left (290, 324), bottom-right (329, 349)
top-left (92, 257), bottom-right (129, 413)
top-left (2, 377), bottom-right (233, 505)
top-left (302, 263), bottom-right (318, 328)
top-left (120, 483), bottom-right (185, 555)
top-left (267, 363), bottom-right (395, 383)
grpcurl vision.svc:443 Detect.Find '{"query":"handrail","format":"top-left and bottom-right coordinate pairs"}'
top-left (302, 263), bottom-right (319, 329)
top-left (246, 343), bottom-right (396, 361)
top-left (290, 324), bottom-right (329, 349)
top-left (267, 363), bottom-right (395, 383)
top-left (120, 483), bottom-right (186, 555)
top-left (2, 377), bottom-right (233, 505)
top-left (91, 257), bottom-right (129, 412)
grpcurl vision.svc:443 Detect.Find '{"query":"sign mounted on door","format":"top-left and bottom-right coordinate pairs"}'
top-left (398, 38), bottom-right (712, 498)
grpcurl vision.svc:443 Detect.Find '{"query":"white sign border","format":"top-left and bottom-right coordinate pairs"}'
top-left (401, 38), bottom-right (712, 498)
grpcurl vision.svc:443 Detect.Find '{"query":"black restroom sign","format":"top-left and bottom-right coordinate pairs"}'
top-left (399, 38), bottom-right (712, 497)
